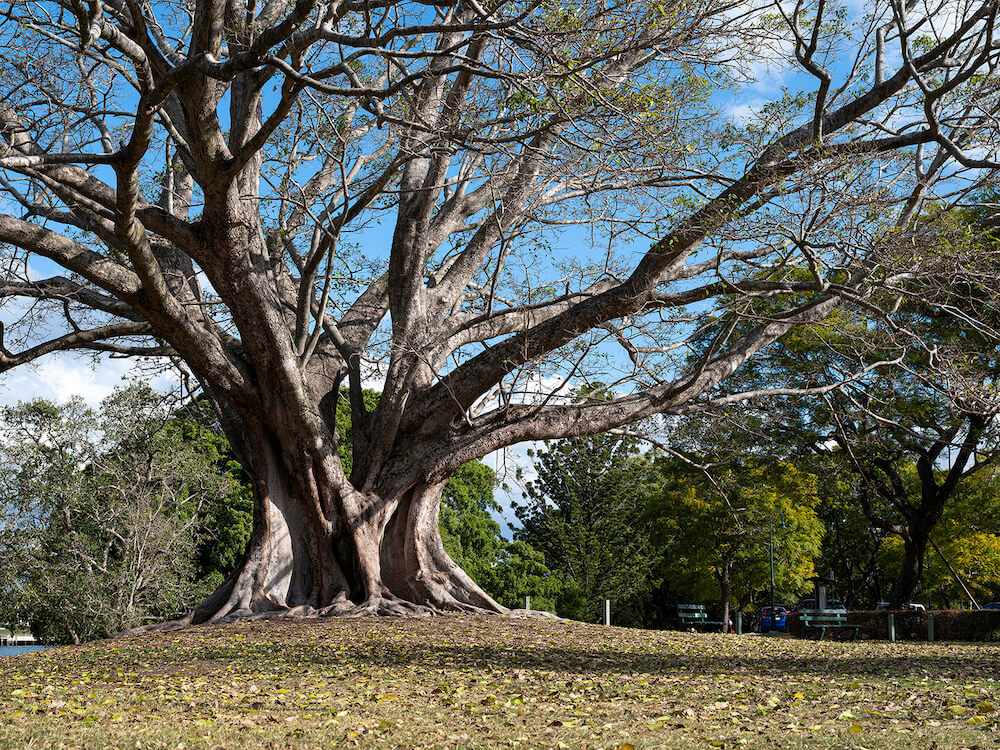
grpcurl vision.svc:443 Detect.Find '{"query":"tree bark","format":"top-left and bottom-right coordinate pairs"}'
top-left (890, 531), bottom-right (927, 609)
top-left (178, 424), bottom-right (505, 625)
top-left (719, 563), bottom-right (731, 634)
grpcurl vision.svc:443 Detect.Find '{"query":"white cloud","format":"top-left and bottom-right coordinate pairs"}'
top-left (483, 442), bottom-right (541, 539)
top-left (725, 97), bottom-right (770, 124)
top-left (0, 355), bottom-right (177, 408)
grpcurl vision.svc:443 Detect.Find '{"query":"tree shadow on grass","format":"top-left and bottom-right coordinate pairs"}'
top-left (179, 637), bottom-right (999, 681)
top-left (358, 643), bottom-right (998, 680)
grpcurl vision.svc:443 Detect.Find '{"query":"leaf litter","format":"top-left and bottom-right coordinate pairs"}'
top-left (0, 616), bottom-right (999, 748)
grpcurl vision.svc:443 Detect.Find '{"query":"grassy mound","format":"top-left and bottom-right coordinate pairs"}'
top-left (2, 615), bottom-right (999, 748)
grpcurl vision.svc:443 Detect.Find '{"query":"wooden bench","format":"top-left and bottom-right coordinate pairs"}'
top-left (678, 604), bottom-right (725, 632)
top-left (799, 609), bottom-right (860, 641)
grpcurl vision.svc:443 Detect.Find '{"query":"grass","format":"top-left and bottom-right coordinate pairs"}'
top-left (1, 615), bottom-right (999, 748)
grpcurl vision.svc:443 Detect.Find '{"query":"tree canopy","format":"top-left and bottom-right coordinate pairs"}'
top-left (681, 278), bottom-right (1000, 607)
top-left (0, 385), bottom-right (249, 642)
top-left (651, 457), bottom-right (823, 624)
top-left (515, 433), bottom-right (658, 622)
top-left (0, 0), bottom-right (998, 620)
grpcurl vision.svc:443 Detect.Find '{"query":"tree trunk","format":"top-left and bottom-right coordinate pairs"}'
top-left (178, 424), bottom-right (504, 625)
top-left (890, 532), bottom-right (926, 609)
top-left (719, 564), bottom-right (731, 634)
top-left (939, 586), bottom-right (951, 610)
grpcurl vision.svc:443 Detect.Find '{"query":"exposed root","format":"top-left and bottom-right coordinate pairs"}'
top-left (339, 596), bottom-right (437, 618)
top-left (119, 596), bottom-right (555, 638)
top-left (506, 607), bottom-right (562, 620)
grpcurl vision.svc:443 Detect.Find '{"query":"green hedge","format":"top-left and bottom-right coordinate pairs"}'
top-left (787, 610), bottom-right (1000, 641)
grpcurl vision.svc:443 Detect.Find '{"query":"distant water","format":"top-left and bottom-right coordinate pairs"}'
top-left (0, 645), bottom-right (49, 658)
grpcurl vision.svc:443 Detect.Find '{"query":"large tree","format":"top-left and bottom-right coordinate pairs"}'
top-left (0, 0), bottom-right (998, 622)
top-left (515, 433), bottom-right (658, 621)
top-left (651, 458), bottom-right (823, 627)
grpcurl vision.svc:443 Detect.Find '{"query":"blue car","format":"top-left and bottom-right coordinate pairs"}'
top-left (758, 606), bottom-right (789, 632)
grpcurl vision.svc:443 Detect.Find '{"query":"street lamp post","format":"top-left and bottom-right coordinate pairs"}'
top-left (768, 510), bottom-right (786, 633)
top-left (769, 514), bottom-right (776, 628)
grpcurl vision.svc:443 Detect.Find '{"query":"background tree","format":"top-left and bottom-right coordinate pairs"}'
top-left (515, 434), bottom-right (658, 623)
top-left (439, 460), bottom-right (563, 612)
top-left (651, 458), bottom-right (823, 625)
top-left (809, 454), bottom-right (887, 607)
top-left (173, 397), bottom-right (255, 582)
top-left (679, 216), bottom-right (1000, 606)
top-left (0, 0), bottom-right (998, 621)
top-left (798, 312), bottom-right (996, 607)
top-left (885, 465), bottom-right (1000, 608)
top-left (0, 385), bottom-right (248, 643)
top-left (480, 540), bottom-right (564, 614)
top-left (439, 461), bottom-right (505, 587)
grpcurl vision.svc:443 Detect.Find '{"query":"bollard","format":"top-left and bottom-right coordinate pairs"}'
top-left (927, 613), bottom-right (935, 642)
top-left (735, 611), bottom-right (743, 635)
top-left (888, 613), bottom-right (896, 643)
top-left (523, 595), bottom-right (531, 611)
top-left (603, 599), bottom-right (612, 626)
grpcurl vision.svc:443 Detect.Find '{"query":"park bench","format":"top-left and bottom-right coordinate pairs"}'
top-left (799, 609), bottom-right (860, 641)
top-left (677, 604), bottom-right (725, 632)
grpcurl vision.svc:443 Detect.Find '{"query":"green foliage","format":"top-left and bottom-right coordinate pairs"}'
top-left (514, 433), bottom-right (659, 623)
top-left (483, 540), bottom-right (563, 612)
top-left (0, 384), bottom-right (251, 643)
top-left (440, 461), bottom-right (504, 585)
top-left (439, 460), bottom-right (561, 612)
top-left (333, 388), bottom-right (380, 476)
top-left (170, 399), bottom-right (254, 579)
top-left (651, 458), bottom-right (824, 608)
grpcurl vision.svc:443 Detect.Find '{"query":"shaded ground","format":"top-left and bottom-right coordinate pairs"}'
top-left (1, 614), bottom-right (999, 748)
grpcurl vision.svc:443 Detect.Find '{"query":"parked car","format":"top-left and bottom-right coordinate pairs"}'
top-left (757, 606), bottom-right (790, 633)
top-left (875, 602), bottom-right (926, 611)
top-left (796, 598), bottom-right (846, 611)
top-left (981, 602), bottom-right (1000, 610)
